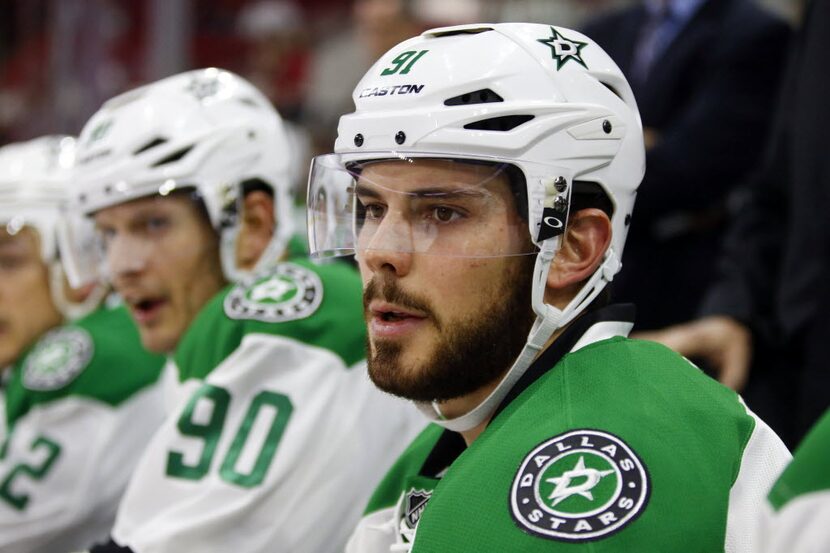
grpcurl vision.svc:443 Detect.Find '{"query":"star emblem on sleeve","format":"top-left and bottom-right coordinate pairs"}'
top-left (510, 430), bottom-right (650, 542)
top-left (249, 277), bottom-right (295, 303)
top-left (537, 27), bottom-right (589, 70)
top-left (545, 455), bottom-right (615, 507)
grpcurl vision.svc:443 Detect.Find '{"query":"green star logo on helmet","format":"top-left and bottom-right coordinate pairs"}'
top-left (87, 120), bottom-right (113, 144)
top-left (537, 27), bottom-right (589, 70)
top-left (186, 75), bottom-right (222, 101)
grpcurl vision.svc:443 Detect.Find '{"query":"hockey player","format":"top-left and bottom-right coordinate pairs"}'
top-left (306, 23), bottom-right (792, 552)
top-left (763, 409), bottom-right (830, 552)
top-left (65, 69), bottom-right (422, 553)
top-left (0, 136), bottom-right (166, 552)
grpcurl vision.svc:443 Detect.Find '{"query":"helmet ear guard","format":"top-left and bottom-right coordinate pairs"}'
top-left (49, 260), bottom-right (109, 321)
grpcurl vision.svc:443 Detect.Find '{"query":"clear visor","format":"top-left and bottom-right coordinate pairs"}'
top-left (60, 188), bottom-right (223, 287)
top-left (308, 153), bottom-right (542, 259)
top-left (0, 207), bottom-right (58, 262)
top-left (57, 210), bottom-right (104, 287)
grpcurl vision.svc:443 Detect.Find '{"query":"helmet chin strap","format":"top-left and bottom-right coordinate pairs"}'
top-left (49, 262), bottom-right (108, 321)
top-left (219, 227), bottom-right (243, 282)
top-left (415, 243), bottom-right (621, 433)
top-left (218, 216), bottom-right (289, 284)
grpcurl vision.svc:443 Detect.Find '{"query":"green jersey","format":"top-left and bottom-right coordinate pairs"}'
top-left (348, 305), bottom-right (791, 553)
top-left (110, 259), bottom-right (423, 553)
top-left (0, 304), bottom-right (166, 553)
top-left (764, 409), bottom-right (830, 551)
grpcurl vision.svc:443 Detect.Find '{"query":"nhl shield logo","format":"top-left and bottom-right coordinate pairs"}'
top-left (23, 327), bottom-right (94, 391)
top-left (404, 489), bottom-right (432, 529)
top-left (510, 429), bottom-right (649, 542)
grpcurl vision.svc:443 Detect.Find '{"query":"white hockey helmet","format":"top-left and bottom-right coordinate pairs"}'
top-left (68, 68), bottom-right (293, 283)
top-left (307, 23), bottom-right (644, 430)
top-left (0, 136), bottom-right (104, 319)
top-left (0, 136), bottom-right (75, 263)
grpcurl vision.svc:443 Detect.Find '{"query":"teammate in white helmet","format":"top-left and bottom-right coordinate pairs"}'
top-left (0, 136), bottom-right (166, 553)
top-left (305, 23), bottom-right (792, 552)
top-left (63, 68), bottom-right (422, 553)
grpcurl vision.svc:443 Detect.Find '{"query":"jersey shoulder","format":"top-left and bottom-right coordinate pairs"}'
top-left (175, 258), bottom-right (366, 382)
top-left (768, 409), bottom-right (830, 511)
top-left (4, 304), bottom-right (166, 427)
top-left (411, 338), bottom-right (762, 551)
top-left (557, 336), bottom-right (755, 433)
top-left (508, 337), bottom-right (758, 481)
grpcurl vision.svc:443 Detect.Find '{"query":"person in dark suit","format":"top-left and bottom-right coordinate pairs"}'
top-left (640, 0), bottom-right (828, 448)
top-left (582, 0), bottom-right (790, 331)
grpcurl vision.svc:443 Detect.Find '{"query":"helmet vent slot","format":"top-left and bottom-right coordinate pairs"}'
top-left (444, 89), bottom-right (503, 106)
top-left (463, 115), bottom-right (534, 132)
top-left (426, 27), bottom-right (493, 38)
top-left (601, 82), bottom-right (623, 101)
top-left (133, 137), bottom-right (168, 155)
top-left (151, 145), bottom-right (194, 167)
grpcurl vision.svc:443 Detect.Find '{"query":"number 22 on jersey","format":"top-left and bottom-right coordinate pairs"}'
top-left (0, 436), bottom-right (62, 510)
top-left (166, 383), bottom-right (293, 488)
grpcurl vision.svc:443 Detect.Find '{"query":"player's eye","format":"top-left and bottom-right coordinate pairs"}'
top-left (431, 206), bottom-right (462, 223)
top-left (96, 226), bottom-right (116, 245)
top-left (363, 203), bottom-right (386, 220)
top-left (145, 215), bottom-right (170, 233)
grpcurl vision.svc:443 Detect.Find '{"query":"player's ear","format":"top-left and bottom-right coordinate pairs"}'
top-left (544, 208), bottom-right (611, 309)
top-left (236, 190), bottom-right (275, 271)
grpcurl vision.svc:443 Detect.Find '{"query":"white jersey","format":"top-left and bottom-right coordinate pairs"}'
top-left (0, 307), bottom-right (166, 553)
top-left (110, 260), bottom-right (424, 553)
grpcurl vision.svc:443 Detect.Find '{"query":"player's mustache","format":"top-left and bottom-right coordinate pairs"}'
top-left (363, 277), bottom-right (441, 330)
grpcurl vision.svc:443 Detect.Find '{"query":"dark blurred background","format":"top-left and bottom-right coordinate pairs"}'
top-left (0, 0), bottom-right (797, 144)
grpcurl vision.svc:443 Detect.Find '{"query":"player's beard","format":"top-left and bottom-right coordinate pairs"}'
top-left (363, 256), bottom-right (536, 402)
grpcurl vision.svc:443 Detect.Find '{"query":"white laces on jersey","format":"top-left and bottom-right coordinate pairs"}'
top-left (375, 491), bottom-right (415, 553)
top-left (391, 516), bottom-right (416, 552)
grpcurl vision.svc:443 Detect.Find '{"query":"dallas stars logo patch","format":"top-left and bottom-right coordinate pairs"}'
top-left (224, 263), bottom-right (323, 323)
top-left (510, 429), bottom-right (649, 542)
top-left (537, 27), bottom-right (589, 70)
top-left (23, 327), bottom-right (94, 391)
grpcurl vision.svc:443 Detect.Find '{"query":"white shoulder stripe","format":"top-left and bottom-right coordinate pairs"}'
top-left (725, 398), bottom-right (791, 553)
top-left (570, 321), bottom-right (634, 352)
